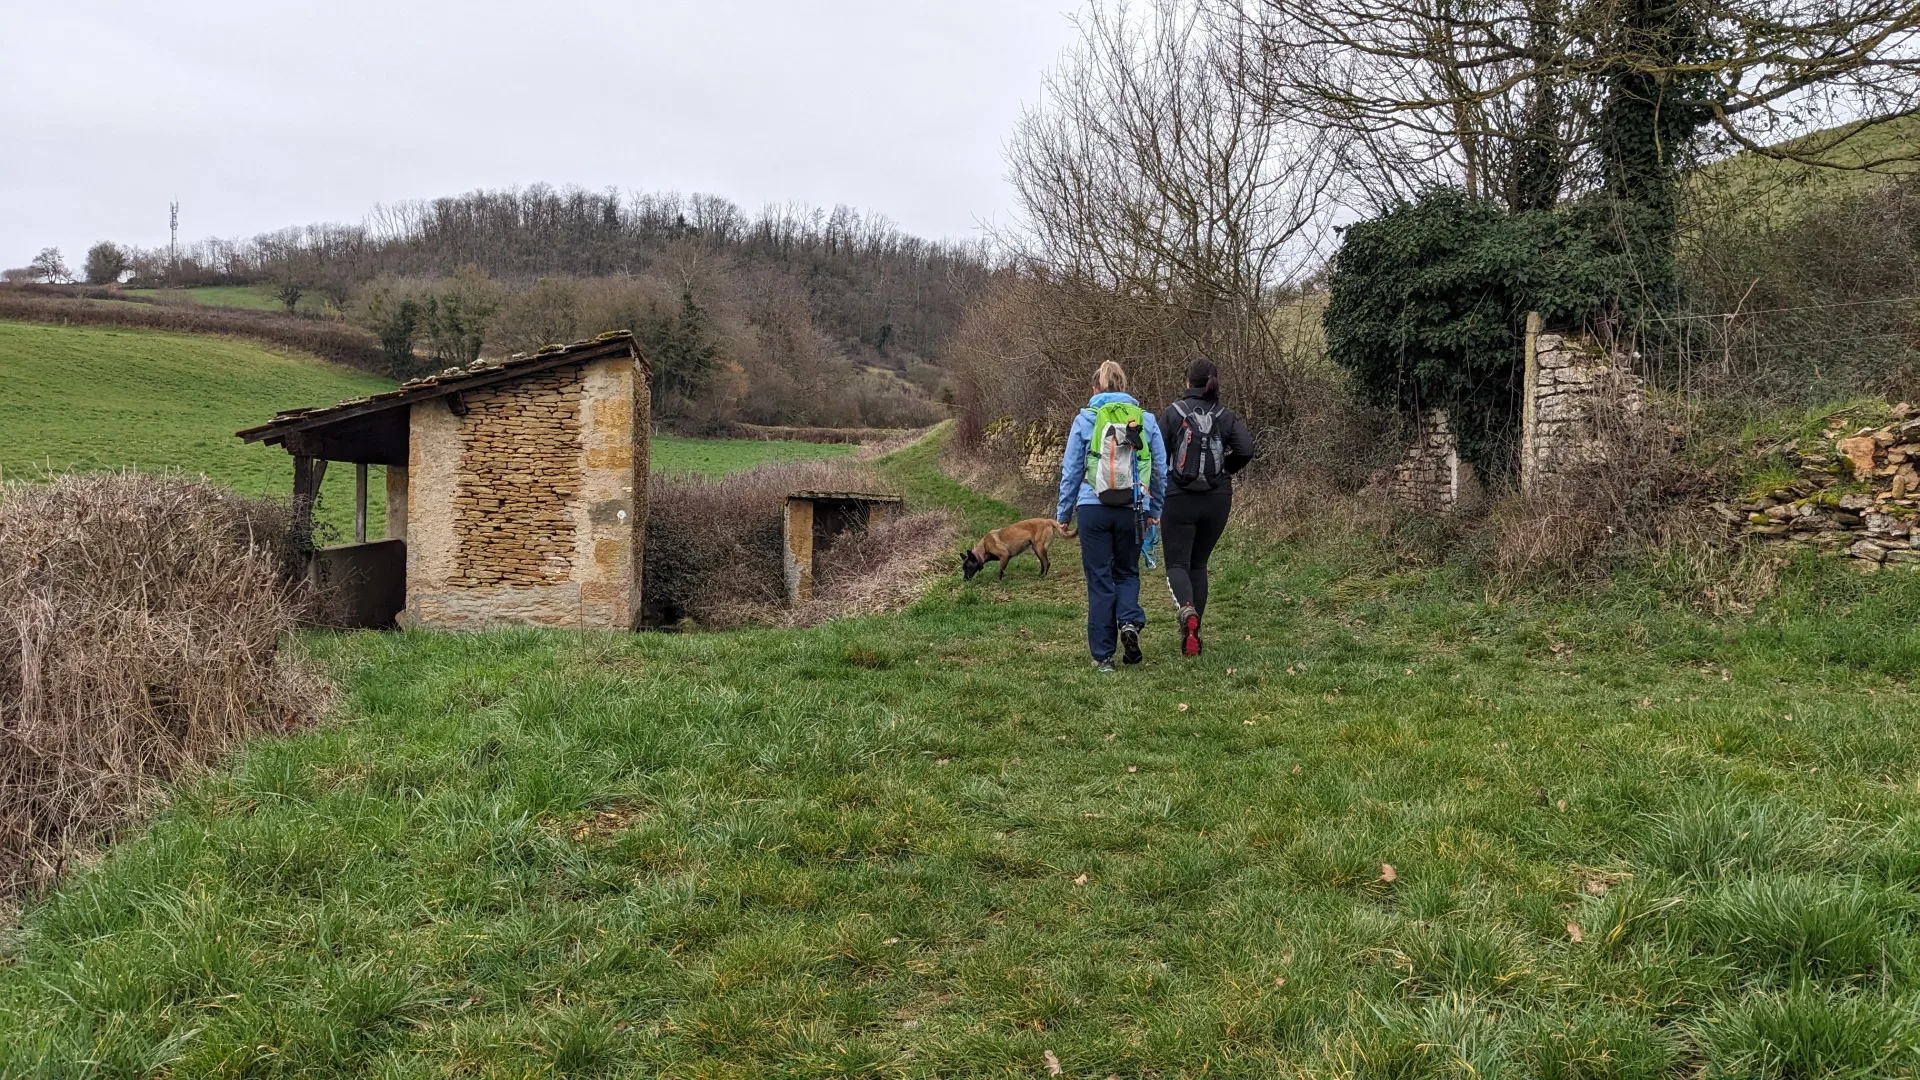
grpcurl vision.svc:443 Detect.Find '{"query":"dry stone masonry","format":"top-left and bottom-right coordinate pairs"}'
top-left (1522, 327), bottom-right (1646, 493)
top-left (238, 332), bottom-right (649, 632)
top-left (448, 368), bottom-right (583, 588)
top-left (1368, 319), bottom-right (1647, 514)
top-left (404, 346), bottom-right (648, 629)
top-left (1368, 410), bottom-right (1473, 514)
top-left (1712, 403), bottom-right (1920, 569)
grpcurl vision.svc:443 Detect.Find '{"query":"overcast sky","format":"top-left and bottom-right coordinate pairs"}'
top-left (0, 0), bottom-right (1082, 267)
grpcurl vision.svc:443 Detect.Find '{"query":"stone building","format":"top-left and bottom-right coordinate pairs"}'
top-left (238, 332), bottom-right (650, 630)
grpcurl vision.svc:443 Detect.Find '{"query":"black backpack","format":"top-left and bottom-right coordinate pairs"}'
top-left (1168, 400), bottom-right (1227, 492)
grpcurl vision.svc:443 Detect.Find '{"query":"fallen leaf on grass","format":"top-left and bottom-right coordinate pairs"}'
top-left (935, 758), bottom-right (950, 767)
top-left (1177, 703), bottom-right (1190, 712)
top-left (1290, 765), bottom-right (1302, 775)
top-left (1556, 800), bottom-right (1567, 812)
top-left (1274, 976), bottom-right (1287, 988)
top-left (1072, 873), bottom-right (1088, 886)
top-left (1104, 732), bottom-right (1118, 741)
top-left (1584, 879), bottom-right (1610, 896)
top-left (1045, 1050), bottom-right (1063, 1076)
top-left (1287, 666), bottom-right (1296, 675)
top-left (1379, 863), bottom-right (1398, 883)
top-left (1127, 765), bottom-right (1138, 773)
top-left (1566, 922), bottom-right (1584, 943)
top-left (1244, 719), bottom-right (1257, 726)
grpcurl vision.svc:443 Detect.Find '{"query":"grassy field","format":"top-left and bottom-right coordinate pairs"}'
top-left (122, 284), bottom-right (336, 316)
top-left (1695, 113), bottom-right (1920, 226)
top-left (0, 321), bottom-right (854, 542)
top-left (651, 434), bottom-right (855, 476)
top-left (0, 320), bottom-right (393, 538)
top-left (1, 431), bottom-right (1917, 1077)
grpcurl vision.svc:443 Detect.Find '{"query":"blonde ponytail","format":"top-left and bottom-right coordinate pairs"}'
top-left (1092, 360), bottom-right (1128, 393)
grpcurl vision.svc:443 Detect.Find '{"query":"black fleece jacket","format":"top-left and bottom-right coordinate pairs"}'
top-left (1158, 388), bottom-right (1257, 497)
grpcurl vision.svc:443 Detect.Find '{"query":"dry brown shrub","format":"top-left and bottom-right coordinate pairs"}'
top-left (0, 475), bottom-right (324, 894)
top-left (645, 461), bottom-right (950, 628)
top-left (741, 510), bottom-right (957, 629)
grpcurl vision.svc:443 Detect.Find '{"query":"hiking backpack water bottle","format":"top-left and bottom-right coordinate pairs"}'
top-left (1168, 400), bottom-right (1225, 492)
top-left (1085, 401), bottom-right (1150, 507)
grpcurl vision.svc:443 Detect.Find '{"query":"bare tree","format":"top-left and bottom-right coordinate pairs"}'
top-left (1206, 0), bottom-right (1920, 213)
top-left (26, 248), bottom-right (71, 284)
top-left (1004, 0), bottom-right (1342, 424)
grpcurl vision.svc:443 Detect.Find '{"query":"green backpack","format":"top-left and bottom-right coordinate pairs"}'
top-left (1084, 401), bottom-right (1150, 507)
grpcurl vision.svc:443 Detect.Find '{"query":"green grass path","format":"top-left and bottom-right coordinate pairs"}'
top-left (3, 431), bottom-right (1920, 1076)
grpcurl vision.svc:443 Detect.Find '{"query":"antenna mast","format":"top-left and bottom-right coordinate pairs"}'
top-left (168, 199), bottom-right (180, 285)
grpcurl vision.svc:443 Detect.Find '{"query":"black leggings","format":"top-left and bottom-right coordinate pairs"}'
top-left (1162, 489), bottom-right (1231, 617)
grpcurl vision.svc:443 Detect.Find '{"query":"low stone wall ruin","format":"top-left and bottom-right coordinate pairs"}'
top-left (1366, 410), bottom-right (1473, 514)
top-left (1522, 326), bottom-right (1646, 493)
top-left (1369, 318), bottom-right (1646, 514)
top-left (1714, 406), bottom-right (1920, 568)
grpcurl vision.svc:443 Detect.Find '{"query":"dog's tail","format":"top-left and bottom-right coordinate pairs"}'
top-left (1053, 520), bottom-right (1078, 539)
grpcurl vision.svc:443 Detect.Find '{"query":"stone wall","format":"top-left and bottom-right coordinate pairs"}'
top-left (1521, 324), bottom-right (1646, 493)
top-left (1715, 404), bottom-right (1920, 569)
top-left (1020, 423), bottom-right (1067, 486)
top-left (402, 354), bottom-right (648, 629)
top-left (449, 369), bottom-right (583, 588)
top-left (1367, 409), bottom-right (1474, 514)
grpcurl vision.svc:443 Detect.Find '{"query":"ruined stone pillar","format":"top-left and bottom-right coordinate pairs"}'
top-left (784, 497), bottom-right (816, 603)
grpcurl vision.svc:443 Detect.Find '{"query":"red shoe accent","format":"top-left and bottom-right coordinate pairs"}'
top-left (1182, 613), bottom-right (1202, 657)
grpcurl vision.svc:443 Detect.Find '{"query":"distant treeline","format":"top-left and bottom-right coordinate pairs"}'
top-left (122, 187), bottom-right (993, 366)
top-left (90, 186), bottom-right (999, 429)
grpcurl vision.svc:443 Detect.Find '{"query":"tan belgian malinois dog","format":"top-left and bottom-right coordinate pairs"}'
top-left (962, 518), bottom-right (1077, 580)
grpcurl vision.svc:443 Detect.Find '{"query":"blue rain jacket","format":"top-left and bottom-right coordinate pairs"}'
top-left (1055, 391), bottom-right (1168, 523)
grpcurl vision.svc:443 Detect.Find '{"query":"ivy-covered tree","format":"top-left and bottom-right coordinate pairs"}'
top-left (1325, 189), bottom-right (1631, 476)
top-left (83, 242), bottom-right (129, 285)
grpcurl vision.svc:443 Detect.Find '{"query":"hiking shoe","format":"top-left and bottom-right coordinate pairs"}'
top-left (1094, 658), bottom-right (1116, 673)
top-left (1179, 606), bottom-right (1202, 657)
top-left (1119, 624), bottom-right (1143, 665)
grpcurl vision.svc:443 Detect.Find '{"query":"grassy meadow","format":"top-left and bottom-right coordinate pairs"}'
top-left (651, 434), bottom-right (855, 477)
top-left (0, 320), bottom-right (394, 538)
top-left (0, 321), bottom-right (855, 540)
top-left (121, 284), bottom-right (336, 316)
top-left (1, 431), bottom-right (1917, 1076)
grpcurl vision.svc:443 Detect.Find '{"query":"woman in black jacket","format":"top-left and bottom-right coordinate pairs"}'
top-left (1158, 357), bottom-right (1256, 657)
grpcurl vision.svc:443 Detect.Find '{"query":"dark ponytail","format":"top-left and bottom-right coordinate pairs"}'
top-left (1187, 356), bottom-right (1219, 403)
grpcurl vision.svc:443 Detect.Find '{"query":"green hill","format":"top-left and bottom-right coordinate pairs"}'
top-left (0, 322), bottom-right (854, 538)
top-left (120, 284), bottom-right (336, 316)
top-left (1695, 113), bottom-right (1920, 226)
top-left (0, 321), bottom-right (394, 538)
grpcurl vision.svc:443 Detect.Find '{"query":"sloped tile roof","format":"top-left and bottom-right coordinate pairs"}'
top-left (237, 330), bottom-right (642, 443)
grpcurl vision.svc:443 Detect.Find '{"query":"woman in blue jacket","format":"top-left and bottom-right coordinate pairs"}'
top-left (1057, 361), bottom-right (1167, 671)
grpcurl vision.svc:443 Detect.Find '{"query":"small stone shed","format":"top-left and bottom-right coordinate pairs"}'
top-left (238, 332), bottom-right (650, 631)
top-left (783, 490), bottom-right (903, 602)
